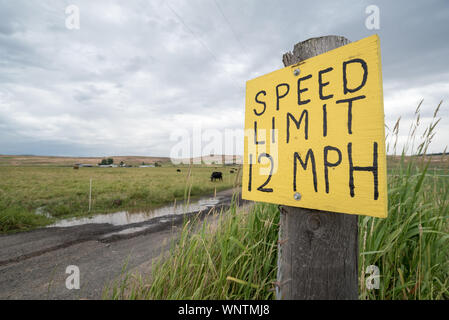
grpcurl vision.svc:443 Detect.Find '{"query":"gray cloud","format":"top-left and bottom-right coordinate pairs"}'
top-left (0, 0), bottom-right (448, 157)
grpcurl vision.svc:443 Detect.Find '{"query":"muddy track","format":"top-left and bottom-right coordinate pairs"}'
top-left (0, 189), bottom-right (242, 299)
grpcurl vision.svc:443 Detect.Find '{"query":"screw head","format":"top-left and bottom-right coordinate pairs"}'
top-left (293, 68), bottom-right (300, 76)
top-left (294, 192), bottom-right (301, 200)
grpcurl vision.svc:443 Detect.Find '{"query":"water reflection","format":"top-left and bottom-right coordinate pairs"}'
top-left (48, 197), bottom-right (222, 228)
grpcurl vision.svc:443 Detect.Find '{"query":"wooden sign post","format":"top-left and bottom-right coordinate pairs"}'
top-left (242, 35), bottom-right (387, 299)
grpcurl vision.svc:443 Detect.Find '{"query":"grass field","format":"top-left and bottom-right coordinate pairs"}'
top-left (0, 165), bottom-right (240, 233)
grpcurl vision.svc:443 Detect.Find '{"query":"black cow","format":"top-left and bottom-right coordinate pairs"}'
top-left (230, 170), bottom-right (234, 174)
top-left (210, 171), bottom-right (223, 182)
top-left (177, 169), bottom-right (181, 172)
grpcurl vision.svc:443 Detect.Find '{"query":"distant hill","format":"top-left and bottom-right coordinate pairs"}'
top-left (0, 155), bottom-right (170, 167)
top-left (0, 154), bottom-right (243, 167)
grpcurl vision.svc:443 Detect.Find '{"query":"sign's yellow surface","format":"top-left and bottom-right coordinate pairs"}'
top-left (242, 35), bottom-right (387, 218)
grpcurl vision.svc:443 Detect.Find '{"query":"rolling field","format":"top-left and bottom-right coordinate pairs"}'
top-left (0, 165), bottom-right (240, 233)
top-left (0, 154), bottom-right (446, 235)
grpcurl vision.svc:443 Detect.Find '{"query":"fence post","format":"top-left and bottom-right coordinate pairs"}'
top-left (89, 178), bottom-right (92, 212)
top-left (277, 35), bottom-right (359, 300)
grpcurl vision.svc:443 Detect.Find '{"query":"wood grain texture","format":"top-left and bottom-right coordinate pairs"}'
top-left (282, 36), bottom-right (350, 66)
top-left (277, 35), bottom-right (358, 300)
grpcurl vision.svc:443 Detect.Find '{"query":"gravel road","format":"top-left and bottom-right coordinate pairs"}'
top-left (0, 189), bottom-right (241, 299)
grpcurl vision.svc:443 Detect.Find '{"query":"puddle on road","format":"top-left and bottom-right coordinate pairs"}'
top-left (47, 197), bottom-right (223, 228)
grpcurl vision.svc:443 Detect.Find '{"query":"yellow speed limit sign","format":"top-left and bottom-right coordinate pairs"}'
top-left (242, 35), bottom-right (387, 218)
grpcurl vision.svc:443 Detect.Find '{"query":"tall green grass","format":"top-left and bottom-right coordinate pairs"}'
top-left (360, 101), bottom-right (449, 299)
top-left (0, 206), bottom-right (52, 233)
top-left (105, 200), bottom-right (279, 300)
top-left (106, 102), bottom-right (448, 300)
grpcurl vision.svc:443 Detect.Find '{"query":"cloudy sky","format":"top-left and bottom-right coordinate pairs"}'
top-left (0, 0), bottom-right (448, 157)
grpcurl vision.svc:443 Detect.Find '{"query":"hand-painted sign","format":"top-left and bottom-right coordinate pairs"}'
top-left (242, 35), bottom-right (387, 218)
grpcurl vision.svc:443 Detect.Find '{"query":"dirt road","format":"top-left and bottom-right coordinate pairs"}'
top-left (0, 189), bottom-right (240, 299)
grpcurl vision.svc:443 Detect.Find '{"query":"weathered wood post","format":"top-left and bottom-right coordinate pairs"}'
top-left (277, 36), bottom-right (359, 300)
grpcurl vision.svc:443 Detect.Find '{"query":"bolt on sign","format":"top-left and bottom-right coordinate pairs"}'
top-left (242, 35), bottom-right (387, 218)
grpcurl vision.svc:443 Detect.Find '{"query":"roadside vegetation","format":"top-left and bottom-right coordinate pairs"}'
top-left (105, 201), bottom-right (279, 300)
top-left (106, 103), bottom-right (448, 300)
top-left (0, 166), bottom-right (239, 233)
top-left (359, 102), bottom-right (449, 299)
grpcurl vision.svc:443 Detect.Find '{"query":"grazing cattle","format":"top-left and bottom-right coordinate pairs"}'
top-left (210, 171), bottom-right (223, 182)
top-left (230, 170), bottom-right (234, 173)
top-left (177, 169), bottom-right (181, 172)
